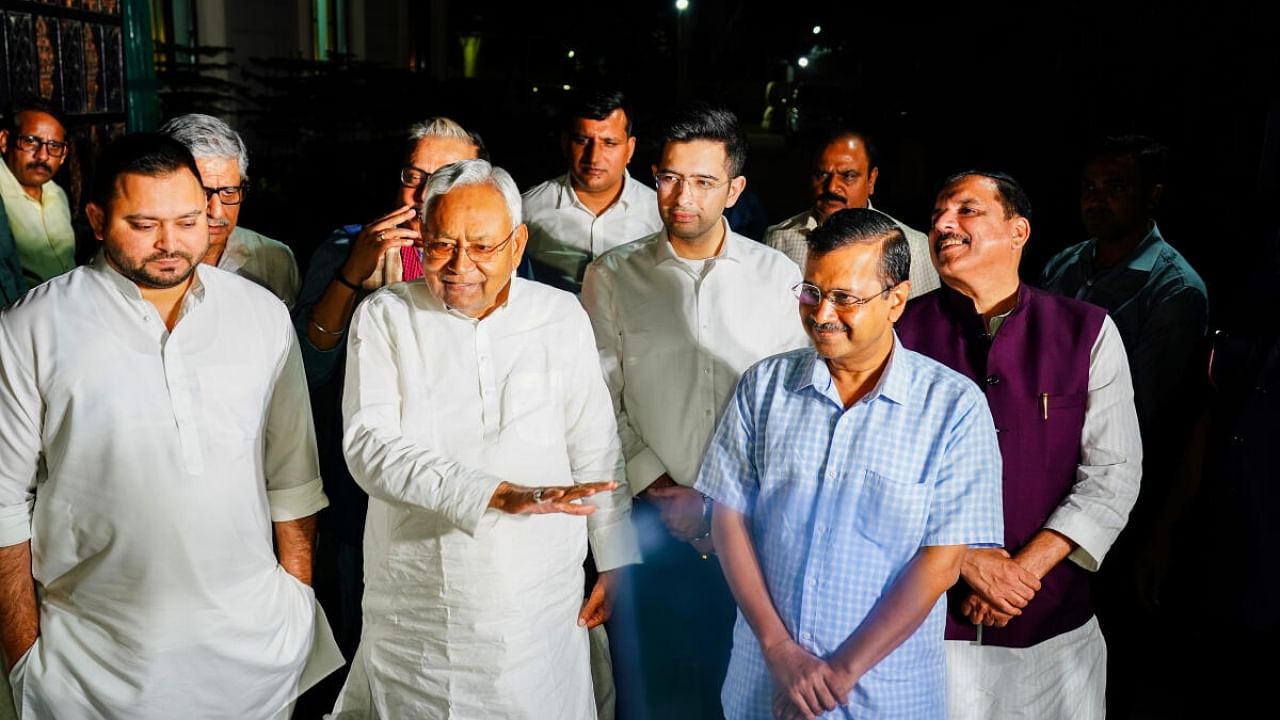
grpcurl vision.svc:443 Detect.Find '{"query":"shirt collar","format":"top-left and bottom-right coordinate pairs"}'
top-left (90, 250), bottom-right (208, 311)
top-left (787, 334), bottom-right (910, 407)
top-left (1082, 221), bottom-right (1164, 274)
top-left (0, 157), bottom-right (50, 204)
top-left (653, 217), bottom-right (741, 266)
top-left (216, 227), bottom-right (249, 272)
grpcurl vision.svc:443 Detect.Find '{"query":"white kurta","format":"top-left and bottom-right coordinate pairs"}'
top-left (333, 278), bottom-right (640, 720)
top-left (0, 259), bottom-right (343, 720)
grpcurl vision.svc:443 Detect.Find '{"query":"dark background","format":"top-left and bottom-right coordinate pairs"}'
top-left (208, 1), bottom-right (1280, 327)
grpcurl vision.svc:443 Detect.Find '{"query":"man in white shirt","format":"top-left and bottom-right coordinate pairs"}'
top-left (0, 133), bottom-right (341, 720)
top-left (581, 104), bottom-right (809, 720)
top-left (765, 129), bottom-right (939, 298)
top-left (0, 99), bottom-right (76, 285)
top-left (160, 113), bottom-right (301, 307)
top-left (522, 89), bottom-right (662, 292)
top-left (331, 159), bottom-right (640, 719)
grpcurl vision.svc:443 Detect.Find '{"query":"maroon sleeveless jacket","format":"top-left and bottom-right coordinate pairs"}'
top-left (896, 284), bottom-right (1106, 648)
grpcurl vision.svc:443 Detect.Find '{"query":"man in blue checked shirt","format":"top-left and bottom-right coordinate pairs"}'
top-left (696, 208), bottom-right (1004, 720)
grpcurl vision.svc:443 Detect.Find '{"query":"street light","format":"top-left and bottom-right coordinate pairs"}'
top-left (567, 49), bottom-right (575, 58)
top-left (797, 56), bottom-right (810, 68)
top-left (812, 25), bottom-right (822, 35)
top-left (676, 0), bottom-right (689, 10)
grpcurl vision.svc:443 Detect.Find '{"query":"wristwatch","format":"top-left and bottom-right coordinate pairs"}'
top-left (693, 493), bottom-right (713, 541)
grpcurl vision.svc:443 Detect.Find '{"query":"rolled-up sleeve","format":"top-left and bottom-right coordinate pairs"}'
top-left (0, 322), bottom-right (40, 547)
top-left (1045, 316), bottom-right (1143, 571)
top-left (264, 321), bottom-right (328, 522)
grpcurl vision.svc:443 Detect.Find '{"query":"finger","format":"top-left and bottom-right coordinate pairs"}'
top-left (541, 501), bottom-right (597, 516)
top-left (795, 688), bottom-right (822, 720)
top-left (813, 674), bottom-right (839, 712)
top-left (375, 205), bottom-right (417, 226)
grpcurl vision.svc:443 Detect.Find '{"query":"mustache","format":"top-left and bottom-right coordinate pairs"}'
top-left (807, 316), bottom-right (849, 333)
top-left (816, 192), bottom-right (846, 204)
top-left (24, 162), bottom-right (52, 174)
top-left (144, 251), bottom-right (194, 263)
top-left (934, 231), bottom-right (970, 250)
top-left (206, 217), bottom-right (230, 228)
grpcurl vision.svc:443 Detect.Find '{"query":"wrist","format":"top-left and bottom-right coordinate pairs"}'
top-left (488, 481), bottom-right (511, 509)
top-left (335, 264), bottom-right (363, 292)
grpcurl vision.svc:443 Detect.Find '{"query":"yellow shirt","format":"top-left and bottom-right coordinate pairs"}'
top-left (0, 159), bottom-right (75, 285)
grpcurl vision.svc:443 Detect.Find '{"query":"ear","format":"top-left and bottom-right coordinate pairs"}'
top-left (1009, 216), bottom-right (1031, 250)
top-left (624, 135), bottom-right (636, 165)
top-left (510, 223), bottom-right (529, 267)
top-left (887, 279), bottom-right (911, 322)
top-left (725, 175), bottom-right (747, 208)
top-left (0, 129), bottom-right (8, 154)
top-left (1146, 183), bottom-right (1164, 211)
top-left (86, 201), bottom-right (107, 241)
top-left (867, 166), bottom-right (880, 196)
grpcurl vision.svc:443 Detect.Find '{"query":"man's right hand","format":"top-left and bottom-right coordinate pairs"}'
top-left (762, 638), bottom-right (842, 720)
top-left (959, 547), bottom-right (1041, 616)
top-left (487, 481), bottom-right (617, 516)
top-left (340, 205), bottom-right (420, 290)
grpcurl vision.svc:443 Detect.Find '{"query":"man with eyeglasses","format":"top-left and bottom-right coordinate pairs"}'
top-left (581, 104), bottom-right (807, 719)
top-left (765, 129), bottom-right (938, 298)
top-left (290, 117), bottom-right (484, 667)
top-left (896, 171), bottom-right (1141, 720)
top-left (696, 208), bottom-right (1003, 720)
top-left (0, 99), bottom-right (75, 286)
top-left (522, 89), bottom-right (663, 293)
top-left (160, 113), bottom-right (300, 307)
top-left (330, 159), bottom-right (638, 719)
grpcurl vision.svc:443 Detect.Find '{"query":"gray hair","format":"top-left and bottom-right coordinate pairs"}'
top-left (158, 113), bottom-right (250, 179)
top-left (422, 159), bottom-right (522, 229)
top-left (407, 117), bottom-right (473, 143)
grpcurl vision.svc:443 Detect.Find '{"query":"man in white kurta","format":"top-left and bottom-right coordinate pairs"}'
top-left (333, 159), bottom-right (640, 719)
top-left (0, 133), bottom-right (342, 720)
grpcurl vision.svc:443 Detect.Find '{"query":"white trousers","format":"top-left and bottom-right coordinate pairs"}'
top-left (945, 615), bottom-right (1107, 720)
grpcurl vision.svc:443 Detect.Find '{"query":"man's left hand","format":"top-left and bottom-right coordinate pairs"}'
top-left (578, 569), bottom-right (615, 629)
top-left (960, 592), bottom-right (1016, 627)
top-left (644, 485), bottom-right (707, 541)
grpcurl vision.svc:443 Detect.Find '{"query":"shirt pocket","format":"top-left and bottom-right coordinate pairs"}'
top-left (854, 469), bottom-right (930, 560)
top-left (502, 371), bottom-right (564, 447)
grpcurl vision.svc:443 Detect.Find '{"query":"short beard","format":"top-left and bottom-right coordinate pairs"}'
top-left (105, 245), bottom-right (198, 289)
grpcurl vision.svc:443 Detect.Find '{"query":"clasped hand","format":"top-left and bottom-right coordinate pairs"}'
top-left (764, 639), bottom-right (852, 720)
top-left (959, 548), bottom-right (1041, 627)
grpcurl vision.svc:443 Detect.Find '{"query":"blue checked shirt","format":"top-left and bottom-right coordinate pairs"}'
top-left (695, 337), bottom-right (1004, 720)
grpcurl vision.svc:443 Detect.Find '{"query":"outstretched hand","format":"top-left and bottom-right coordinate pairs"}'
top-left (488, 481), bottom-right (617, 516)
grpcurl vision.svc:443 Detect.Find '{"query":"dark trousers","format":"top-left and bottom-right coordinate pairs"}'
top-left (610, 499), bottom-right (737, 720)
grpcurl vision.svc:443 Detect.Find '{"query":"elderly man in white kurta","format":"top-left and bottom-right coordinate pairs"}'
top-left (0, 134), bottom-right (341, 720)
top-left (332, 159), bottom-right (640, 720)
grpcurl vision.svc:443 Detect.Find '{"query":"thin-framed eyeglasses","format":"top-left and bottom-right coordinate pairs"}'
top-left (423, 227), bottom-right (518, 263)
top-left (203, 184), bottom-right (249, 206)
top-left (400, 166), bottom-right (431, 188)
top-left (793, 281), bottom-right (895, 308)
top-left (14, 134), bottom-right (68, 158)
top-left (653, 172), bottom-right (731, 197)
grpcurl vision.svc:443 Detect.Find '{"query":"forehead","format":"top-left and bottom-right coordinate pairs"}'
top-left (816, 135), bottom-right (869, 168)
top-left (659, 138), bottom-right (728, 174)
top-left (571, 109), bottom-right (629, 138)
top-left (1084, 154), bottom-right (1140, 180)
top-left (426, 182), bottom-right (510, 234)
top-left (804, 242), bottom-right (883, 289)
top-left (110, 170), bottom-right (205, 215)
top-left (14, 110), bottom-right (65, 138)
top-left (409, 136), bottom-right (479, 174)
top-left (937, 175), bottom-right (1001, 207)
top-left (194, 155), bottom-right (241, 181)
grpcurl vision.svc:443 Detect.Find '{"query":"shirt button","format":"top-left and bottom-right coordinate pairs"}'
top-left (802, 632), bottom-right (813, 641)
top-left (985, 374), bottom-right (1001, 385)
top-left (704, 409), bottom-right (713, 417)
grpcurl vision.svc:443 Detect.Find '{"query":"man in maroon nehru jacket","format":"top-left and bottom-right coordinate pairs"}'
top-left (896, 171), bottom-right (1141, 720)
